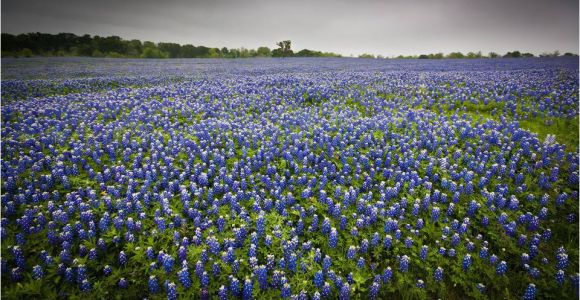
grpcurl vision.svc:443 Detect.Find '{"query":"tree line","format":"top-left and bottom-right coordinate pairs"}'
top-left (2, 33), bottom-right (576, 59)
top-left (360, 50), bottom-right (577, 59)
top-left (1, 33), bottom-right (341, 58)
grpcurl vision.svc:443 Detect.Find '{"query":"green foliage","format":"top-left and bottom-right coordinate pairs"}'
top-left (1, 33), bottom-right (341, 59)
top-left (419, 53), bottom-right (444, 59)
top-left (273, 40), bottom-right (293, 57)
top-left (140, 47), bottom-right (169, 59)
top-left (18, 48), bottom-right (33, 57)
top-left (447, 52), bottom-right (465, 59)
top-left (503, 51), bottom-right (522, 58)
top-left (257, 46), bottom-right (271, 57)
top-left (358, 53), bottom-right (375, 59)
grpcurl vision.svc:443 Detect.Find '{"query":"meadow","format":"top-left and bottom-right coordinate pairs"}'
top-left (1, 57), bottom-right (578, 299)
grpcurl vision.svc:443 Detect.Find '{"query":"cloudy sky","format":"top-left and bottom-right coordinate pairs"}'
top-left (2, 0), bottom-right (578, 56)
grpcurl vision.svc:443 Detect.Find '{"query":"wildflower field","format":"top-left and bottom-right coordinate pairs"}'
top-left (1, 57), bottom-right (578, 299)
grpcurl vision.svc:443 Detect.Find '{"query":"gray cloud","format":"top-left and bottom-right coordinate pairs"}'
top-left (2, 0), bottom-right (578, 56)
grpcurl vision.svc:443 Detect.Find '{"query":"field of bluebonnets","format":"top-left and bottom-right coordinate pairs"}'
top-left (1, 57), bottom-right (579, 299)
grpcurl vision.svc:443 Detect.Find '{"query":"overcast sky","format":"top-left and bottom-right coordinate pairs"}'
top-left (2, 0), bottom-right (578, 56)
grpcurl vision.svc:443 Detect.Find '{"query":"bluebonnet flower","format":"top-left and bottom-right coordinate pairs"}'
top-left (434, 267), bottom-right (444, 282)
top-left (218, 285), bottom-right (228, 300)
top-left (119, 251), bottom-right (127, 266)
top-left (570, 273), bottom-right (579, 292)
top-left (321, 282), bottom-right (332, 298)
top-left (103, 265), bottom-right (112, 276)
top-left (314, 270), bottom-right (324, 287)
top-left (404, 236), bottom-right (413, 248)
top-left (384, 235), bottom-right (392, 249)
top-left (528, 267), bottom-right (540, 278)
top-left (229, 276), bottom-right (241, 297)
top-left (556, 253), bottom-right (569, 270)
top-left (346, 246), bottom-right (356, 259)
top-left (255, 265), bottom-right (267, 290)
top-left (522, 283), bottom-right (536, 300)
top-left (329, 228), bottom-right (338, 248)
top-left (163, 254), bottom-right (174, 273)
top-left (32, 265), bottom-right (44, 280)
top-left (555, 270), bottom-right (565, 285)
top-left (462, 254), bottom-right (472, 271)
top-left (369, 281), bottom-right (380, 299)
top-left (213, 262), bottom-right (221, 277)
top-left (399, 255), bottom-right (410, 272)
top-left (12, 246), bottom-right (25, 268)
top-left (201, 271), bottom-right (210, 287)
top-left (357, 257), bottom-right (366, 269)
top-left (80, 279), bottom-right (91, 292)
top-left (360, 239), bottom-right (369, 253)
top-left (448, 248), bottom-right (456, 257)
top-left (281, 283), bottom-right (291, 298)
top-left (11, 267), bottom-right (23, 282)
top-left (383, 267), bottom-right (393, 283)
top-left (496, 261), bottom-right (507, 275)
top-left (167, 282), bottom-right (178, 300)
top-left (420, 245), bottom-right (428, 261)
top-left (178, 267), bottom-right (192, 288)
top-left (118, 278), bottom-right (128, 289)
top-left (149, 275), bottom-right (160, 293)
top-left (416, 279), bottom-right (425, 288)
top-left (1, 56), bottom-right (579, 300)
top-left (339, 283), bottom-right (350, 300)
top-left (312, 291), bottom-right (322, 300)
top-left (88, 248), bottom-right (98, 260)
top-left (242, 278), bottom-right (253, 300)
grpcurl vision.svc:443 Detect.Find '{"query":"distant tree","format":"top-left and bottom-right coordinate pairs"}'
top-left (158, 43), bottom-right (182, 58)
top-left (95, 35), bottom-right (127, 54)
top-left (92, 49), bottom-right (105, 57)
top-left (282, 41), bottom-right (292, 55)
top-left (488, 52), bottom-right (499, 58)
top-left (19, 48), bottom-right (33, 57)
top-left (256, 46), bottom-right (271, 57)
top-left (294, 50), bottom-right (340, 57)
top-left (466, 51), bottom-right (482, 59)
top-left (539, 50), bottom-right (562, 58)
top-left (127, 40), bottom-right (143, 57)
top-left (296, 49), bottom-right (321, 57)
top-left (358, 53), bottom-right (375, 58)
top-left (194, 46), bottom-right (210, 57)
top-left (143, 41), bottom-right (156, 48)
top-left (141, 47), bottom-right (168, 58)
top-left (446, 52), bottom-right (465, 59)
top-left (229, 48), bottom-right (240, 58)
top-left (208, 48), bottom-right (221, 58)
top-left (180, 44), bottom-right (196, 58)
top-left (503, 51), bottom-right (521, 58)
top-left (564, 52), bottom-right (578, 57)
top-left (273, 40), bottom-right (293, 57)
top-left (522, 53), bottom-right (535, 58)
top-left (238, 47), bottom-right (251, 58)
top-left (418, 54), bottom-right (429, 59)
top-left (321, 52), bottom-right (341, 57)
top-left (106, 52), bottom-right (125, 58)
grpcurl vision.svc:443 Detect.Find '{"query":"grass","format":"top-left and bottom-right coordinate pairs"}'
top-left (519, 116), bottom-right (579, 152)
top-left (428, 98), bottom-right (578, 152)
